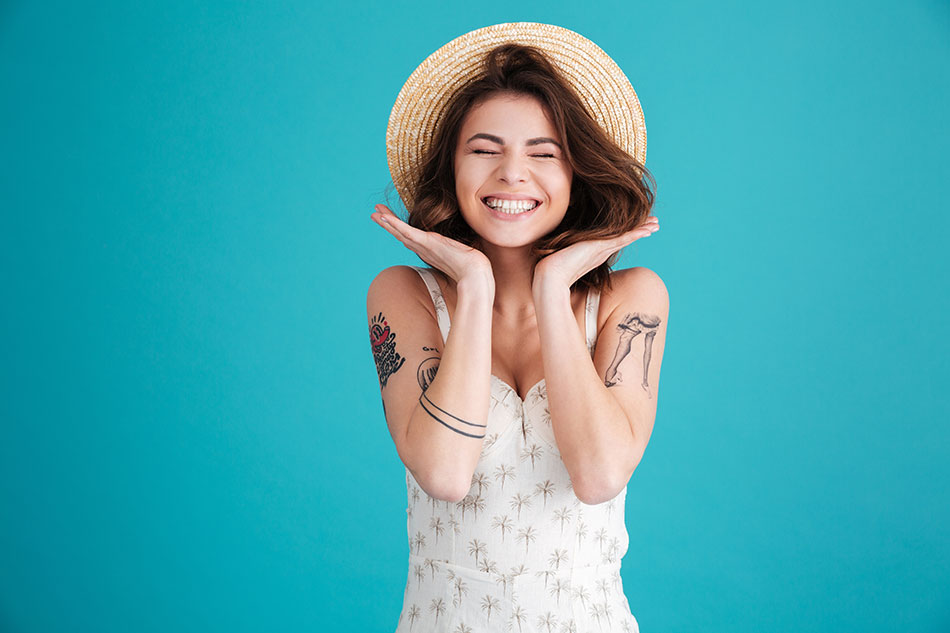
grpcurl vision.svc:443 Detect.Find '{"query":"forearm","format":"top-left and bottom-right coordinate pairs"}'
top-left (405, 272), bottom-right (494, 502)
top-left (533, 281), bottom-right (637, 504)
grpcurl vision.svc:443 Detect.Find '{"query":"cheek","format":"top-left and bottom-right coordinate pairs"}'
top-left (548, 175), bottom-right (573, 201)
top-left (455, 174), bottom-right (475, 204)
top-left (455, 165), bottom-right (489, 201)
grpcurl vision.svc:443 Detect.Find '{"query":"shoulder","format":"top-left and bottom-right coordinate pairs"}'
top-left (367, 265), bottom-right (428, 300)
top-left (606, 266), bottom-right (669, 309)
top-left (367, 265), bottom-right (444, 324)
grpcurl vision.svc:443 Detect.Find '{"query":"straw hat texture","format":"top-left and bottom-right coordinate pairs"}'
top-left (386, 22), bottom-right (647, 208)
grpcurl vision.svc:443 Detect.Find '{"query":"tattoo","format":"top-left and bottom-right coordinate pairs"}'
top-left (369, 312), bottom-right (405, 388)
top-left (604, 312), bottom-right (662, 398)
top-left (417, 346), bottom-right (441, 392)
top-left (418, 391), bottom-right (486, 438)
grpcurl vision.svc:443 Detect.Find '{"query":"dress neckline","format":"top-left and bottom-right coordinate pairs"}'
top-left (411, 266), bottom-right (598, 404)
top-left (491, 374), bottom-right (545, 404)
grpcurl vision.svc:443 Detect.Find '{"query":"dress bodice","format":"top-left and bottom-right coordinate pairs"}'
top-left (394, 265), bottom-right (638, 633)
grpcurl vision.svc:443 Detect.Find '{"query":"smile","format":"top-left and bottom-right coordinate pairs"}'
top-left (482, 196), bottom-right (541, 217)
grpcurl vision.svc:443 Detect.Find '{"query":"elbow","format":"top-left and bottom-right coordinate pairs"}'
top-left (416, 469), bottom-right (471, 504)
top-left (574, 482), bottom-right (621, 506)
top-left (403, 447), bottom-right (473, 503)
top-left (571, 470), bottom-right (610, 506)
top-left (573, 466), bottom-right (634, 506)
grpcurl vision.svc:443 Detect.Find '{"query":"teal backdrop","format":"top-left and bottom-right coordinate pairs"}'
top-left (2, 1), bottom-right (948, 631)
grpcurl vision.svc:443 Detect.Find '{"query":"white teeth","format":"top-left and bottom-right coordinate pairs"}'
top-left (484, 197), bottom-right (539, 214)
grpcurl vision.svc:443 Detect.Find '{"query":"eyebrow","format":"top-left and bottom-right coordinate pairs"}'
top-left (465, 133), bottom-right (563, 149)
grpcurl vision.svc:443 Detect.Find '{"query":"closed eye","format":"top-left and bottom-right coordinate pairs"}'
top-left (472, 150), bottom-right (497, 155)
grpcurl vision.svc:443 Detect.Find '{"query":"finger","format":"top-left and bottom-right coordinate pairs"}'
top-left (381, 215), bottom-right (424, 246)
top-left (373, 205), bottom-right (405, 228)
top-left (616, 227), bottom-right (652, 245)
top-left (372, 211), bottom-right (418, 244)
top-left (389, 218), bottom-right (432, 246)
top-left (373, 216), bottom-right (411, 244)
top-left (374, 215), bottom-right (433, 260)
top-left (375, 204), bottom-right (408, 225)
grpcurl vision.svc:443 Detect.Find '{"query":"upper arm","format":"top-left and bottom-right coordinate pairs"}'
top-left (592, 266), bottom-right (670, 473)
top-left (366, 266), bottom-right (446, 477)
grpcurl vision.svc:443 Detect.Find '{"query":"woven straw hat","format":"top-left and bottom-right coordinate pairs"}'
top-left (386, 22), bottom-right (647, 208)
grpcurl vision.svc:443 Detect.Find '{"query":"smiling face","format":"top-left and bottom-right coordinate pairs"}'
top-left (453, 92), bottom-right (573, 249)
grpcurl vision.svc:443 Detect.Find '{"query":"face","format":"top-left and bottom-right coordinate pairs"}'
top-left (453, 93), bottom-right (573, 249)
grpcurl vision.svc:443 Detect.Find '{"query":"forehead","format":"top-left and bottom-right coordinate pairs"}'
top-left (458, 94), bottom-right (558, 138)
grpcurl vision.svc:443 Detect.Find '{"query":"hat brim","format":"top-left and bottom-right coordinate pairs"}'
top-left (386, 22), bottom-right (647, 208)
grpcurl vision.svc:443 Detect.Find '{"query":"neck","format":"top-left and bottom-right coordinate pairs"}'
top-left (478, 241), bottom-right (541, 321)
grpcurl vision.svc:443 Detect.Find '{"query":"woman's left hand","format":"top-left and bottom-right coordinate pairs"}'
top-left (533, 215), bottom-right (659, 290)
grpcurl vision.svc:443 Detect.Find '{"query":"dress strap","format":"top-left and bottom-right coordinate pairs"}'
top-left (410, 266), bottom-right (451, 344)
top-left (585, 286), bottom-right (601, 356)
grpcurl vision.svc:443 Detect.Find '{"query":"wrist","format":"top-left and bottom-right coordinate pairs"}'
top-left (532, 276), bottom-right (571, 305)
top-left (457, 270), bottom-right (495, 297)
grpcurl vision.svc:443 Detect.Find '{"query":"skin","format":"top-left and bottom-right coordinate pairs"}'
top-left (603, 312), bottom-right (662, 398)
top-left (371, 94), bottom-right (659, 440)
top-left (369, 93), bottom-right (663, 500)
top-left (372, 92), bottom-right (658, 335)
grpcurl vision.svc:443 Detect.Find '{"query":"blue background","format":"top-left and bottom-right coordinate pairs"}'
top-left (2, 1), bottom-right (948, 631)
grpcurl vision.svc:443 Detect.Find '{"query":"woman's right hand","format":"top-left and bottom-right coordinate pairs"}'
top-left (371, 204), bottom-right (493, 286)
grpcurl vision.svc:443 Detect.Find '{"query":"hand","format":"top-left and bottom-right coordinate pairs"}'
top-left (533, 216), bottom-right (659, 289)
top-left (371, 204), bottom-right (493, 285)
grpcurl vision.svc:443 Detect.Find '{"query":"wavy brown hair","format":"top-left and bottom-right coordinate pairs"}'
top-left (406, 43), bottom-right (656, 294)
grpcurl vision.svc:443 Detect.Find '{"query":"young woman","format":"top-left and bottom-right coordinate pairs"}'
top-left (368, 23), bottom-right (668, 633)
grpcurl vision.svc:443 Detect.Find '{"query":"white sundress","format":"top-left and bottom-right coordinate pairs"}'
top-left (395, 265), bottom-right (639, 633)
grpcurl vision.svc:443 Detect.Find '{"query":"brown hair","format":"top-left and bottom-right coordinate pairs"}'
top-left (407, 43), bottom-right (656, 294)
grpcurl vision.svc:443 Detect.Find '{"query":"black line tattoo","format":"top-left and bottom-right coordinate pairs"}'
top-left (370, 311), bottom-right (405, 388)
top-left (417, 346), bottom-right (440, 392)
top-left (604, 312), bottom-right (662, 398)
top-left (418, 394), bottom-right (486, 438)
top-left (421, 390), bottom-right (486, 428)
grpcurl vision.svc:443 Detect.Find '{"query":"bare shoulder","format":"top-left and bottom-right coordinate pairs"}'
top-left (367, 265), bottom-right (434, 312)
top-left (365, 264), bottom-right (447, 477)
top-left (604, 266), bottom-right (670, 312)
top-left (368, 264), bottom-right (425, 296)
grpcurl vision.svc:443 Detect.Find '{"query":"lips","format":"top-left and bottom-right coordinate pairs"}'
top-left (481, 196), bottom-right (541, 213)
top-left (482, 195), bottom-right (541, 205)
top-left (481, 197), bottom-right (541, 220)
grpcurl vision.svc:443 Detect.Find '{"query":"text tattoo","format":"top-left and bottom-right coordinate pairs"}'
top-left (417, 346), bottom-right (440, 392)
top-left (370, 312), bottom-right (406, 388)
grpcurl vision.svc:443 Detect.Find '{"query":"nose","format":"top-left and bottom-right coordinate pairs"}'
top-left (495, 152), bottom-right (528, 184)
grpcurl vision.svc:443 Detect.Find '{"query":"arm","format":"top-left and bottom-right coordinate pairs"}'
top-left (533, 267), bottom-right (669, 504)
top-left (367, 265), bottom-right (495, 503)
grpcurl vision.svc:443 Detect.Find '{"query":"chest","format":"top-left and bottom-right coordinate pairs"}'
top-left (489, 300), bottom-right (588, 401)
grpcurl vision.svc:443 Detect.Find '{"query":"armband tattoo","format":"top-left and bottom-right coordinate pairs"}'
top-left (418, 392), bottom-right (486, 439)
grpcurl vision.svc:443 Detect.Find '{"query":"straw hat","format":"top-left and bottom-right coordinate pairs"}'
top-left (386, 22), bottom-right (647, 208)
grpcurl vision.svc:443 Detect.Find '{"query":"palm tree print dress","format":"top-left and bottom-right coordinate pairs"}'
top-left (394, 266), bottom-right (639, 633)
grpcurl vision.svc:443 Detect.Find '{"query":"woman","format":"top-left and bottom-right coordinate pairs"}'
top-left (368, 23), bottom-right (668, 633)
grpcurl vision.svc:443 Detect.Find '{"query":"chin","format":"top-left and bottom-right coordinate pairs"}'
top-left (473, 231), bottom-right (545, 250)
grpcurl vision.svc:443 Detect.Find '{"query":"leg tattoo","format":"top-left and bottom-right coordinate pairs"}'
top-left (603, 312), bottom-right (662, 398)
